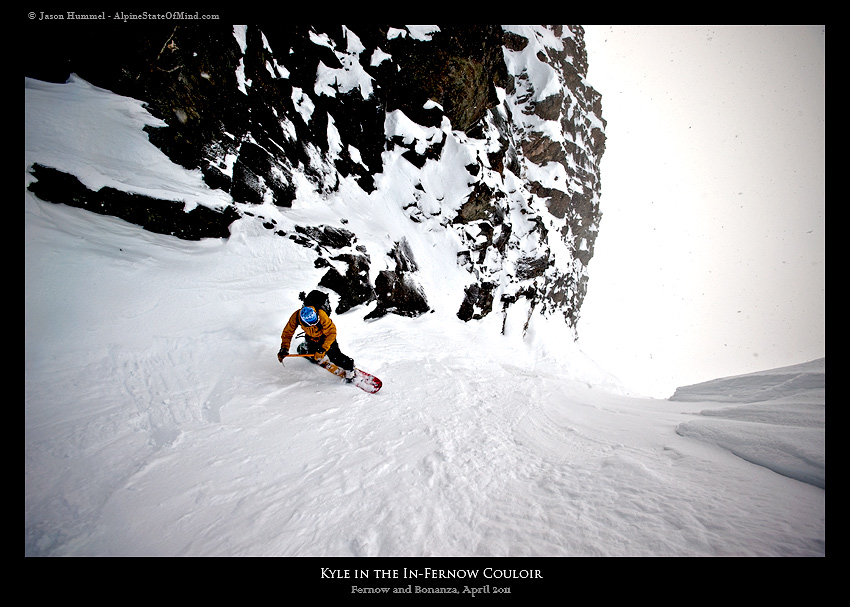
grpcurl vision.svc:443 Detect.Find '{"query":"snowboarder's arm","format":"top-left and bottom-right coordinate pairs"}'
top-left (280, 311), bottom-right (301, 352)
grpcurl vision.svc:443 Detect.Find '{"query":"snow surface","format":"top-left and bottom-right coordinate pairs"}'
top-left (25, 75), bottom-right (824, 558)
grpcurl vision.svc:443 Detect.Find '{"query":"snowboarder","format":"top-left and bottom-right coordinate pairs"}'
top-left (278, 290), bottom-right (356, 381)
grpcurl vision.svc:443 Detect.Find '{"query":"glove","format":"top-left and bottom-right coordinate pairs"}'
top-left (278, 348), bottom-right (287, 363)
top-left (314, 349), bottom-right (328, 363)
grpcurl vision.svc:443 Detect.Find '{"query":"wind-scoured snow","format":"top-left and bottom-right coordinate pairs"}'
top-left (673, 359), bottom-right (825, 490)
top-left (25, 76), bottom-right (824, 557)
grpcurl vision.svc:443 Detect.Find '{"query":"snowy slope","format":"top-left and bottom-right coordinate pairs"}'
top-left (25, 76), bottom-right (824, 557)
top-left (673, 359), bottom-right (825, 490)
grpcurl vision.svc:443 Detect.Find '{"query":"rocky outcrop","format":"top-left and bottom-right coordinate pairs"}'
top-left (366, 239), bottom-right (430, 320)
top-left (26, 163), bottom-right (240, 240)
top-left (25, 24), bottom-right (605, 334)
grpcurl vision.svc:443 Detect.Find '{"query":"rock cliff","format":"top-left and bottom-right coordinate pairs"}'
top-left (26, 24), bottom-right (605, 335)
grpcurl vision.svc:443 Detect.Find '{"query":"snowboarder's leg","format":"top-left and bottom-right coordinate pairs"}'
top-left (297, 340), bottom-right (320, 363)
top-left (326, 342), bottom-right (355, 374)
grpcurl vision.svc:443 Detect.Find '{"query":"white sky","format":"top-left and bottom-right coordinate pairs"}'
top-left (577, 25), bottom-right (825, 397)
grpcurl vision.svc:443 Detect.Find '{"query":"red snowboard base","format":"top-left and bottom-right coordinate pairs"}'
top-left (319, 359), bottom-right (382, 394)
top-left (286, 353), bottom-right (382, 393)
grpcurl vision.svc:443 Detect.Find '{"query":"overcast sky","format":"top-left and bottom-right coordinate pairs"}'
top-left (577, 25), bottom-right (825, 397)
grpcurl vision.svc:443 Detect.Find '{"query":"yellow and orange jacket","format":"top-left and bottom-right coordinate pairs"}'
top-left (280, 306), bottom-right (337, 353)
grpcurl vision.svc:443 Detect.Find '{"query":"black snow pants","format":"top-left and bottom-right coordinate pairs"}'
top-left (298, 339), bottom-right (355, 371)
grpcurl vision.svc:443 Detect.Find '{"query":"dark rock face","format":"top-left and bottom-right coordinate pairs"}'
top-left (380, 25), bottom-right (510, 132)
top-left (319, 254), bottom-right (376, 314)
top-left (25, 24), bottom-right (605, 332)
top-left (26, 164), bottom-right (239, 240)
top-left (367, 271), bottom-right (430, 320)
top-left (458, 282), bottom-right (496, 322)
top-left (366, 239), bottom-right (430, 320)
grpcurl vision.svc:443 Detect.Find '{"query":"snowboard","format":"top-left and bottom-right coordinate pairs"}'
top-left (318, 359), bottom-right (382, 394)
top-left (287, 352), bottom-right (382, 394)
